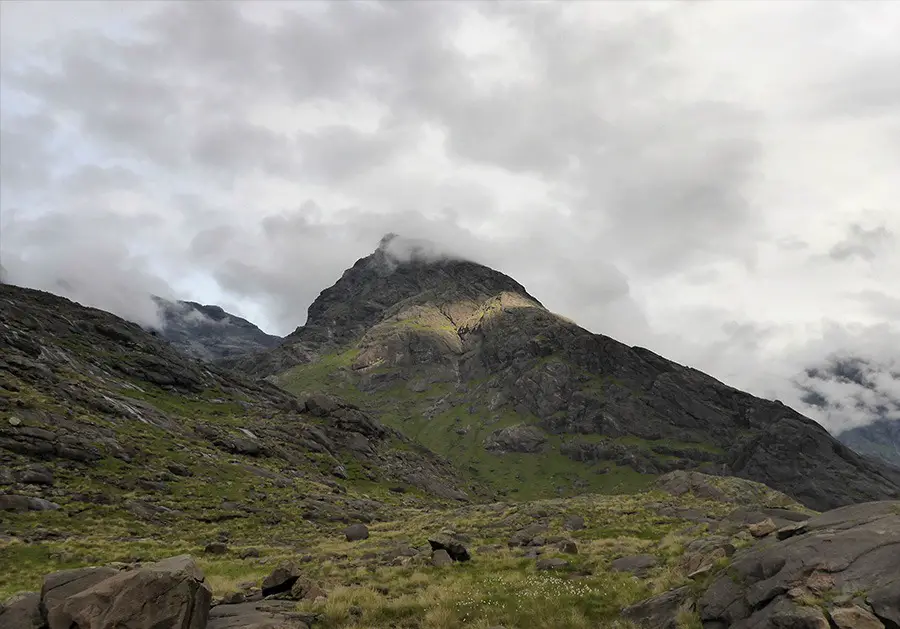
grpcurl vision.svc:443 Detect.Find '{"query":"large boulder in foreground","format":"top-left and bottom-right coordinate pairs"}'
top-left (42, 566), bottom-right (119, 629)
top-left (698, 501), bottom-right (900, 629)
top-left (60, 555), bottom-right (211, 629)
top-left (0, 592), bottom-right (43, 629)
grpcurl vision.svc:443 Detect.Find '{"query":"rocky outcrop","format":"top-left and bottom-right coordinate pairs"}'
top-left (484, 424), bottom-right (547, 453)
top-left (698, 501), bottom-right (899, 629)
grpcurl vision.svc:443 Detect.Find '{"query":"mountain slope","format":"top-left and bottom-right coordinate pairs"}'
top-left (152, 296), bottom-right (281, 361)
top-left (230, 236), bottom-right (900, 511)
top-left (0, 282), bottom-right (484, 554)
top-left (839, 418), bottom-right (900, 467)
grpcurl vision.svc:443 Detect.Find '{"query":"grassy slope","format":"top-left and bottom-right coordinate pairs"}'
top-left (3, 478), bottom-right (808, 628)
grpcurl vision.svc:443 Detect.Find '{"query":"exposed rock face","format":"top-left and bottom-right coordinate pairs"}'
top-left (698, 501), bottom-right (900, 629)
top-left (42, 566), bottom-right (119, 629)
top-left (152, 297), bottom-right (281, 362)
top-left (484, 424), bottom-right (548, 454)
top-left (224, 236), bottom-right (900, 510)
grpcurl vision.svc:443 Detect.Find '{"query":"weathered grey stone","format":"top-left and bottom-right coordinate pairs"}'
top-left (261, 562), bottom-right (301, 597)
top-left (0, 592), bottom-right (42, 629)
top-left (0, 494), bottom-right (60, 512)
top-left (432, 549), bottom-right (453, 567)
top-left (830, 605), bottom-right (885, 629)
top-left (623, 586), bottom-right (693, 629)
top-left (536, 557), bottom-right (569, 570)
top-left (61, 555), bottom-right (211, 629)
top-left (42, 566), bottom-right (119, 629)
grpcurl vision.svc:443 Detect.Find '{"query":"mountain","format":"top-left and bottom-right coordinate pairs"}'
top-left (152, 296), bottom-right (281, 361)
top-left (227, 235), bottom-right (900, 511)
top-left (839, 419), bottom-right (900, 467)
top-left (0, 282), bottom-right (484, 552)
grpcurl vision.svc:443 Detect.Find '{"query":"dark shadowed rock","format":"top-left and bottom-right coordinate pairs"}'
top-left (61, 555), bottom-right (211, 629)
top-left (261, 562), bottom-right (301, 597)
top-left (0, 592), bottom-right (42, 629)
top-left (563, 514), bottom-right (585, 531)
top-left (508, 522), bottom-right (548, 547)
top-left (343, 523), bottom-right (369, 542)
top-left (0, 494), bottom-right (60, 512)
top-left (428, 535), bottom-right (471, 562)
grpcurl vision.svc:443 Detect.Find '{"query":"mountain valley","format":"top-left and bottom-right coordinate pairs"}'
top-left (2, 240), bottom-right (899, 629)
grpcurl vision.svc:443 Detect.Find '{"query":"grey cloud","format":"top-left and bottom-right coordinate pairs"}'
top-left (829, 224), bottom-right (894, 261)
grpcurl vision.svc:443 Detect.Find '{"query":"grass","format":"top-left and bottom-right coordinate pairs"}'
top-left (3, 488), bottom-right (772, 627)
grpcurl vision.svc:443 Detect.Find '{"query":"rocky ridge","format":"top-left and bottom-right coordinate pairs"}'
top-left (152, 297), bottom-right (282, 362)
top-left (0, 281), bottom-right (483, 587)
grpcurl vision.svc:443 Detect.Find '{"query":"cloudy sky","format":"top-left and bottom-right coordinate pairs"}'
top-left (1, 1), bottom-right (898, 433)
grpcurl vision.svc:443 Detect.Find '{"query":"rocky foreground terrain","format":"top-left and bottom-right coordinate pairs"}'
top-left (3, 471), bottom-right (897, 629)
top-left (225, 236), bottom-right (900, 510)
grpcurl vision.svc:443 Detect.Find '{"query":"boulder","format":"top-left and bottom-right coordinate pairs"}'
top-left (428, 535), bottom-right (471, 562)
top-left (0, 592), bottom-right (42, 629)
top-left (748, 517), bottom-right (777, 538)
top-left (343, 523), bottom-right (369, 542)
top-left (60, 555), bottom-right (211, 629)
top-left (611, 554), bottom-right (659, 577)
top-left (536, 557), bottom-right (569, 571)
top-left (42, 566), bottom-right (119, 629)
top-left (508, 522), bottom-right (548, 547)
top-left (261, 562), bottom-right (301, 597)
top-left (432, 549), bottom-right (453, 567)
top-left (557, 540), bottom-right (578, 554)
top-left (563, 514), bottom-right (585, 531)
top-left (204, 542), bottom-right (228, 555)
top-left (0, 494), bottom-right (60, 512)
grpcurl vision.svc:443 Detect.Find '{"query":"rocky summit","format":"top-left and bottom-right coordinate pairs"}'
top-left (3, 239), bottom-right (900, 629)
top-left (152, 297), bottom-right (282, 362)
top-left (228, 236), bottom-right (900, 511)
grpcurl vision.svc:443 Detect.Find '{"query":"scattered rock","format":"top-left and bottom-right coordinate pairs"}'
top-left (207, 600), bottom-right (314, 629)
top-left (748, 517), bottom-right (777, 537)
top-left (623, 586), bottom-right (693, 629)
top-left (290, 577), bottom-right (327, 601)
top-left (18, 465), bottom-right (54, 485)
top-left (261, 562), bottom-right (301, 597)
top-left (432, 549), bottom-right (453, 567)
top-left (484, 423), bottom-right (548, 453)
top-left (508, 522), bottom-right (548, 547)
top-left (204, 542), bottom-right (228, 555)
top-left (557, 540), bottom-right (578, 554)
top-left (239, 548), bottom-right (260, 559)
top-left (428, 535), bottom-right (471, 562)
top-left (0, 494), bottom-right (61, 512)
top-left (536, 557), bottom-right (569, 571)
top-left (220, 591), bottom-right (246, 605)
top-left (611, 554), bottom-right (658, 577)
top-left (61, 555), bottom-right (211, 629)
top-left (343, 523), bottom-right (369, 542)
top-left (563, 514), bottom-right (585, 531)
